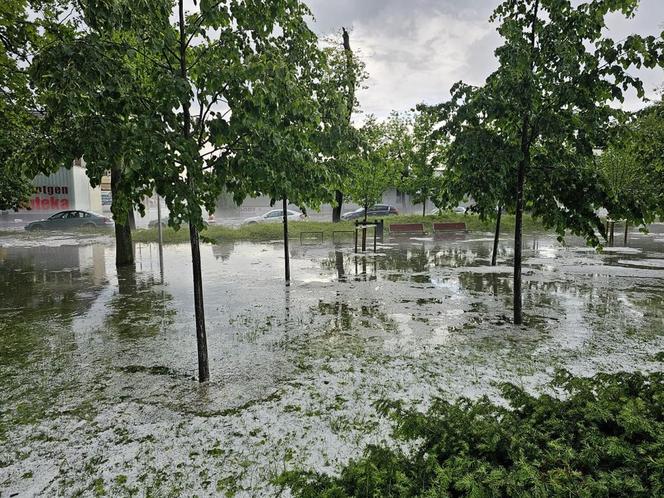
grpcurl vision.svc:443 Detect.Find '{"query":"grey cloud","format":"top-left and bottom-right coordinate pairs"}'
top-left (305, 0), bottom-right (663, 117)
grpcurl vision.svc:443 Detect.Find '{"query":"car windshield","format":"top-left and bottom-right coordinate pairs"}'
top-left (48, 212), bottom-right (66, 219)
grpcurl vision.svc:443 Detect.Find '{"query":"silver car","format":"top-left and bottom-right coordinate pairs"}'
top-left (25, 210), bottom-right (114, 231)
top-left (431, 206), bottom-right (467, 215)
top-left (242, 209), bottom-right (305, 224)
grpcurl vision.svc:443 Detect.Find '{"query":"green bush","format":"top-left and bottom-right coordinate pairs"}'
top-left (278, 369), bottom-right (664, 497)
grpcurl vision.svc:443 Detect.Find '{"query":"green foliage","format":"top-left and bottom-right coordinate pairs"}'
top-left (222, 34), bottom-right (345, 211)
top-left (387, 109), bottom-right (445, 213)
top-left (156, 0), bottom-right (334, 230)
top-left (0, 0), bottom-right (60, 210)
top-left (280, 370), bottom-right (664, 497)
top-left (29, 0), bottom-right (334, 230)
top-left (433, 0), bottom-right (663, 244)
top-left (599, 98), bottom-right (664, 223)
top-left (32, 38), bottom-right (159, 219)
top-left (0, 165), bottom-right (33, 212)
top-left (344, 116), bottom-right (400, 217)
top-left (428, 83), bottom-right (520, 221)
top-left (316, 31), bottom-right (369, 210)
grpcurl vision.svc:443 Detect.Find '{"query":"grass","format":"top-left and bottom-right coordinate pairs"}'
top-left (131, 212), bottom-right (545, 245)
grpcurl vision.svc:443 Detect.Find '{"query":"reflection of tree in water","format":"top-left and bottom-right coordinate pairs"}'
top-left (106, 266), bottom-right (175, 336)
top-left (457, 269), bottom-right (664, 338)
top-left (335, 250), bottom-right (346, 281)
top-left (0, 245), bottom-right (109, 437)
top-left (324, 244), bottom-right (498, 283)
top-left (377, 244), bottom-right (430, 272)
top-left (322, 251), bottom-right (378, 282)
top-left (0, 245), bottom-right (106, 321)
top-left (431, 246), bottom-right (486, 268)
top-left (211, 242), bottom-right (235, 262)
top-left (458, 272), bottom-right (512, 297)
top-left (316, 296), bottom-right (396, 334)
top-left (321, 250), bottom-right (349, 281)
top-left (376, 244), bottom-right (489, 273)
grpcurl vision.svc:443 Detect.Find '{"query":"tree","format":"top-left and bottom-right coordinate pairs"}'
top-left (428, 83), bottom-right (520, 266)
top-left (331, 28), bottom-right (354, 223)
top-left (0, 1), bottom-right (55, 211)
top-left (31, 19), bottom-right (168, 266)
top-left (224, 40), bottom-right (343, 284)
top-left (599, 97), bottom-right (664, 237)
top-left (30, 0), bottom-right (331, 381)
top-left (383, 111), bottom-right (414, 211)
top-left (142, 0), bottom-right (327, 381)
top-left (433, 0), bottom-right (662, 325)
top-left (388, 108), bottom-right (446, 216)
top-left (631, 99), bottom-right (664, 216)
top-left (319, 28), bottom-right (367, 223)
top-left (345, 116), bottom-right (398, 248)
top-left (621, 98), bottom-right (664, 218)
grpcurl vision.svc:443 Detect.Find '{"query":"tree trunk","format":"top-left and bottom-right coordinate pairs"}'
top-left (422, 198), bottom-right (426, 217)
top-left (128, 210), bottom-right (136, 230)
top-left (333, 29), bottom-right (354, 225)
top-left (283, 198), bottom-right (290, 284)
top-left (335, 250), bottom-right (345, 280)
top-left (110, 161), bottom-right (134, 267)
top-left (362, 203), bottom-right (368, 252)
top-left (514, 0), bottom-right (538, 326)
top-left (514, 162), bottom-right (525, 325)
top-left (342, 27), bottom-right (354, 119)
top-left (189, 221), bottom-right (209, 382)
top-left (332, 189), bottom-right (343, 223)
top-left (624, 221), bottom-right (628, 245)
top-left (156, 195), bottom-right (164, 280)
top-left (492, 206), bottom-right (502, 267)
top-left (179, 0), bottom-right (209, 382)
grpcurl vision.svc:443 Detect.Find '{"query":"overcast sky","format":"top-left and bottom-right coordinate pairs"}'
top-left (304, 0), bottom-right (664, 119)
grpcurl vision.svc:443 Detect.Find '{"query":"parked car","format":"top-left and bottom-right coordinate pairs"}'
top-left (431, 206), bottom-right (467, 216)
top-left (242, 209), bottom-right (305, 224)
top-left (25, 210), bottom-right (114, 231)
top-left (341, 204), bottom-right (399, 220)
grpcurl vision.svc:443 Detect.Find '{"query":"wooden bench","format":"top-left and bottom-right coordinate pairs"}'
top-left (433, 222), bottom-right (467, 233)
top-left (389, 223), bottom-right (426, 236)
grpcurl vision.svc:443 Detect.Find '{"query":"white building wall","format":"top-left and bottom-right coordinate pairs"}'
top-left (70, 160), bottom-right (102, 213)
top-left (29, 168), bottom-right (75, 212)
top-left (3, 161), bottom-right (102, 224)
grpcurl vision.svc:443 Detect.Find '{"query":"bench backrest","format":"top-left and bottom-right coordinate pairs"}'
top-left (390, 223), bottom-right (425, 234)
top-left (433, 222), bottom-right (467, 232)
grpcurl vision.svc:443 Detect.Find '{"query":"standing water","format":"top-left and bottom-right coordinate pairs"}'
top-left (1, 229), bottom-right (663, 495)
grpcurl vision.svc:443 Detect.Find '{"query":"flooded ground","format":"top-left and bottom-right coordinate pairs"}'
top-left (1, 228), bottom-right (663, 496)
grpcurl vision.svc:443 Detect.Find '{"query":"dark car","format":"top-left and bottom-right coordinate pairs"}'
top-left (25, 210), bottom-right (114, 231)
top-left (341, 204), bottom-right (399, 220)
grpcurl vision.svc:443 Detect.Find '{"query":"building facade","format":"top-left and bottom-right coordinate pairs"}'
top-left (0, 160), bottom-right (102, 227)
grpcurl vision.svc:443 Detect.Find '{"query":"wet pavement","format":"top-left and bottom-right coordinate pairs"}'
top-left (1, 229), bottom-right (663, 496)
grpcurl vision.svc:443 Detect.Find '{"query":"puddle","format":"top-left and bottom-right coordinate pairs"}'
top-left (1, 230), bottom-right (664, 496)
